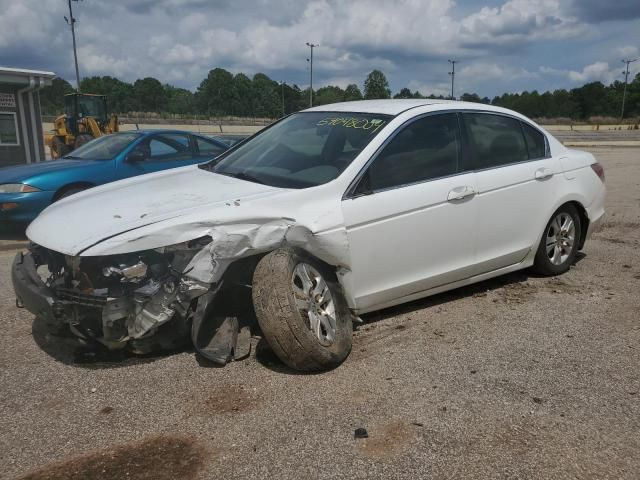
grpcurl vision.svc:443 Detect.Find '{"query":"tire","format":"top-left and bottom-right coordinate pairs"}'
top-left (74, 133), bottom-right (94, 149)
top-left (532, 204), bottom-right (582, 276)
top-left (56, 186), bottom-right (87, 201)
top-left (50, 137), bottom-right (70, 159)
top-left (252, 248), bottom-right (352, 371)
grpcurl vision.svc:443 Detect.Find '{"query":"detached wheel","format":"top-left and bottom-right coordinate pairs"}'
top-left (532, 204), bottom-right (582, 276)
top-left (252, 248), bottom-right (352, 371)
top-left (50, 137), bottom-right (70, 159)
top-left (74, 133), bottom-right (94, 149)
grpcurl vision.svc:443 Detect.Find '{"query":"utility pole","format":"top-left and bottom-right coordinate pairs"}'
top-left (448, 59), bottom-right (458, 100)
top-left (621, 58), bottom-right (638, 122)
top-left (280, 81), bottom-right (286, 116)
top-left (65, 0), bottom-right (82, 92)
top-left (306, 42), bottom-right (318, 107)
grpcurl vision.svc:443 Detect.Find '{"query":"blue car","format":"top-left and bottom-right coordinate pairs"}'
top-left (0, 130), bottom-right (229, 231)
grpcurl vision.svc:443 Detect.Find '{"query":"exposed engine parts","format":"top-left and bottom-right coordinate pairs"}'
top-left (30, 242), bottom-right (214, 353)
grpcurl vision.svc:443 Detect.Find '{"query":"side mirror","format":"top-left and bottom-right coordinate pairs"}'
top-left (126, 149), bottom-right (147, 163)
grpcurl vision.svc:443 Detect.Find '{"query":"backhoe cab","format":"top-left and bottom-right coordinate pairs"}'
top-left (47, 93), bottom-right (119, 159)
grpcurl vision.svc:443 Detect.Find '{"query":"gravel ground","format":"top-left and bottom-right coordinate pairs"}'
top-left (1, 147), bottom-right (639, 480)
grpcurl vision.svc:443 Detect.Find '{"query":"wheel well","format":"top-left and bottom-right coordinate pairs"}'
top-left (565, 201), bottom-right (589, 249)
top-left (52, 182), bottom-right (95, 202)
top-left (220, 247), bottom-right (337, 285)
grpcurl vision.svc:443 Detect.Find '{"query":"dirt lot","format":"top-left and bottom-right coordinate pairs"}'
top-left (1, 147), bottom-right (639, 479)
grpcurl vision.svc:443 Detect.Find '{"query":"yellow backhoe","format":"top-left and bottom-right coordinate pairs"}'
top-left (46, 93), bottom-right (119, 159)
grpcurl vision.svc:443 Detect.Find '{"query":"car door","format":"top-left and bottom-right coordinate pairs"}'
top-left (341, 112), bottom-right (479, 312)
top-left (462, 112), bottom-right (560, 272)
top-left (117, 133), bottom-right (197, 178)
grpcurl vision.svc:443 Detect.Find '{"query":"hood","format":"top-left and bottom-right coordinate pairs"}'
top-left (0, 159), bottom-right (100, 185)
top-left (27, 165), bottom-right (283, 256)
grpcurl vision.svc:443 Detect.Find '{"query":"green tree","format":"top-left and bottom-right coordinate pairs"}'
top-left (228, 73), bottom-right (252, 116)
top-left (80, 76), bottom-right (134, 113)
top-left (39, 77), bottom-right (74, 116)
top-left (343, 83), bottom-right (363, 101)
top-left (364, 70), bottom-right (391, 99)
top-left (460, 92), bottom-right (482, 103)
top-left (164, 84), bottom-right (194, 115)
top-left (132, 77), bottom-right (165, 112)
top-left (393, 87), bottom-right (413, 99)
top-left (315, 85), bottom-right (345, 105)
top-left (195, 68), bottom-right (236, 115)
top-left (251, 73), bottom-right (280, 117)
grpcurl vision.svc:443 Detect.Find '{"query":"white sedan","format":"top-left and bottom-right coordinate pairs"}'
top-left (13, 100), bottom-right (606, 371)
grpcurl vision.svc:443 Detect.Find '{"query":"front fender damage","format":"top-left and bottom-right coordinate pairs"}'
top-left (180, 219), bottom-right (351, 364)
top-left (25, 217), bottom-right (352, 366)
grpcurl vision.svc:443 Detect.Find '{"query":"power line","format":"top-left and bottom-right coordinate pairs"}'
top-left (306, 42), bottom-right (318, 107)
top-left (621, 58), bottom-right (638, 122)
top-left (448, 59), bottom-right (458, 100)
top-left (65, 0), bottom-right (83, 92)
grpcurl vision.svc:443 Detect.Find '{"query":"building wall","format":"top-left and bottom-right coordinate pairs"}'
top-left (0, 83), bottom-right (47, 168)
top-left (0, 84), bottom-right (26, 167)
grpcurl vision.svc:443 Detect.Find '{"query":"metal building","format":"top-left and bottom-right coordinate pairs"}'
top-left (0, 67), bottom-right (56, 167)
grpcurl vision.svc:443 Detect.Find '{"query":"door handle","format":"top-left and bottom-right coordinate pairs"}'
top-left (535, 168), bottom-right (554, 180)
top-left (447, 186), bottom-right (476, 201)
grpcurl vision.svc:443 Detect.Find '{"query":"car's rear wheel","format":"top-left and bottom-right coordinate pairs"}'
top-left (252, 248), bottom-right (352, 371)
top-left (532, 204), bottom-right (582, 276)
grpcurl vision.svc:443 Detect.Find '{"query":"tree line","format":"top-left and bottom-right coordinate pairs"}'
top-left (40, 67), bottom-right (640, 121)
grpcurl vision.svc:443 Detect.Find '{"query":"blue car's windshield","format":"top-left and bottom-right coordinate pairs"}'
top-left (206, 112), bottom-right (391, 189)
top-left (63, 133), bottom-right (141, 160)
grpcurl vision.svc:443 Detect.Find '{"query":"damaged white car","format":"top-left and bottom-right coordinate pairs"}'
top-left (12, 100), bottom-right (606, 371)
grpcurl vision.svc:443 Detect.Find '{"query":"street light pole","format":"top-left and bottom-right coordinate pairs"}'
top-left (448, 59), bottom-right (458, 100)
top-left (621, 58), bottom-right (638, 122)
top-left (65, 0), bottom-right (82, 92)
top-left (306, 42), bottom-right (318, 107)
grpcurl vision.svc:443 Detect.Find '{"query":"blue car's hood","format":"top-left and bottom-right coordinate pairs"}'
top-left (0, 159), bottom-right (102, 185)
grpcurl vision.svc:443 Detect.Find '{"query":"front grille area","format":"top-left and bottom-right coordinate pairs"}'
top-left (56, 288), bottom-right (108, 308)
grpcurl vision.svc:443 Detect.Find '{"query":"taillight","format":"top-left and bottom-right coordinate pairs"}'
top-left (591, 162), bottom-right (605, 182)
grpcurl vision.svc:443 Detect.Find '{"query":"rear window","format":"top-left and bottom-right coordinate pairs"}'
top-left (462, 113), bottom-right (528, 169)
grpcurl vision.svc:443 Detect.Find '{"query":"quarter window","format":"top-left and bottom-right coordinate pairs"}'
top-left (521, 122), bottom-right (547, 159)
top-left (195, 136), bottom-right (226, 158)
top-left (463, 113), bottom-right (528, 169)
top-left (141, 134), bottom-right (192, 161)
top-left (364, 113), bottom-right (460, 191)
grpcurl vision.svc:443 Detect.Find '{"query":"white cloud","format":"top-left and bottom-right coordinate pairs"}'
top-left (540, 62), bottom-right (620, 85)
top-left (459, 63), bottom-right (537, 82)
top-left (460, 0), bottom-right (589, 46)
top-left (0, 0), bottom-right (631, 97)
top-left (616, 45), bottom-right (639, 59)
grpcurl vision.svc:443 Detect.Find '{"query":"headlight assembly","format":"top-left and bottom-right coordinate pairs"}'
top-left (0, 184), bottom-right (41, 193)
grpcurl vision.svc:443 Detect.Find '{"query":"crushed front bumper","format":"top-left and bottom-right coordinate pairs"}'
top-left (12, 251), bottom-right (60, 322)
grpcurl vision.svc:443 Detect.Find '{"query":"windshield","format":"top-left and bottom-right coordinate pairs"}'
top-left (207, 112), bottom-right (391, 188)
top-left (63, 133), bottom-right (141, 160)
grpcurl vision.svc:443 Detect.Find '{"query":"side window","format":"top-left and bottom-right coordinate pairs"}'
top-left (521, 122), bottom-right (547, 159)
top-left (195, 136), bottom-right (226, 158)
top-left (463, 113), bottom-right (528, 169)
top-left (149, 139), bottom-right (179, 157)
top-left (364, 113), bottom-right (460, 191)
top-left (145, 134), bottom-right (192, 160)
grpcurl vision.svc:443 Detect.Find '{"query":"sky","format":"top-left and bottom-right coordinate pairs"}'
top-left (1, 0), bottom-right (639, 98)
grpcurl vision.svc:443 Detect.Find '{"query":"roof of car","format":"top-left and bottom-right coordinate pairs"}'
top-left (305, 99), bottom-right (490, 116)
top-left (118, 129), bottom-right (212, 136)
